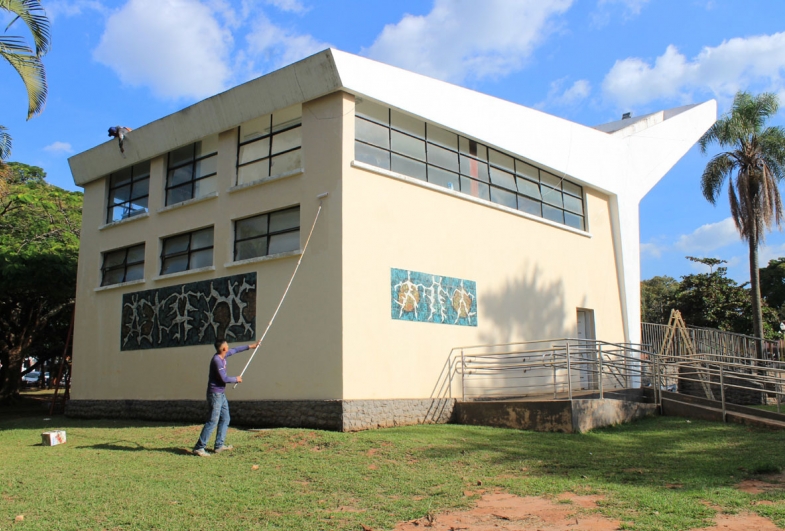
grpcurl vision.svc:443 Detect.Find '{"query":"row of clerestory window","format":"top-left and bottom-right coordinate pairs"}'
top-left (100, 206), bottom-right (301, 286)
top-left (105, 106), bottom-right (302, 225)
top-left (354, 99), bottom-right (587, 231)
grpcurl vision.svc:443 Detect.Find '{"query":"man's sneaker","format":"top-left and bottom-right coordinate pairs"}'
top-left (193, 448), bottom-right (211, 457)
top-left (214, 445), bottom-right (234, 453)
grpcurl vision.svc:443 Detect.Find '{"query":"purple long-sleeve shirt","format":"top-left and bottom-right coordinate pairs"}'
top-left (207, 346), bottom-right (249, 394)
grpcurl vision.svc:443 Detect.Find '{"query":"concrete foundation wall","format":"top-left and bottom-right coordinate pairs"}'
top-left (66, 397), bottom-right (456, 432)
top-left (455, 399), bottom-right (656, 433)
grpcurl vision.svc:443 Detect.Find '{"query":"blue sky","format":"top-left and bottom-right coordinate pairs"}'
top-left (2, 0), bottom-right (785, 284)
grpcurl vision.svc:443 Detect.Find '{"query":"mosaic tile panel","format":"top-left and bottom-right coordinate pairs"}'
top-left (391, 268), bottom-right (477, 326)
top-left (121, 273), bottom-right (256, 350)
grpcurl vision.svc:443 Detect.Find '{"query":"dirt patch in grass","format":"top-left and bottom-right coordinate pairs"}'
top-left (392, 492), bottom-right (781, 531)
top-left (692, 512), bottom-right (781, 530)
top-left (736, 471), bottom-right (785, 494)
top-left (393, 492), bottom-right (618, 530)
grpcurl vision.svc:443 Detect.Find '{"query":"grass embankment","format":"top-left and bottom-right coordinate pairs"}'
top-left (2, 400), bottom-right (785, 530)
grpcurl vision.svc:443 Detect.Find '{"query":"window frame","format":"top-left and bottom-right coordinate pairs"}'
top-left (106, 162), bottom-right (151, 224)
top-left (236, 114), bottom-right (302, 185)
top-left (354, 102), bottom-right (586, 231)
top-left (101, 243), bottom-right (145, 286)
top-left (160, 227), bottom-right (215, 275)
top-left (165, 141), bottom-right (218, 206)
top-left (233, 206), bottom-right (301, 261)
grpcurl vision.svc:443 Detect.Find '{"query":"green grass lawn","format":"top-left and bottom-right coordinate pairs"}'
top-left (2, 402), bottom-right (785, 530)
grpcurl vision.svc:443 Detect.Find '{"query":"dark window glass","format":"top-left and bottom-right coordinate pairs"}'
top-left (517, 195), bottom-right (542, 216)
top-left (490, 187), bottom-right (517, 209)
top-left (391, 154), bottom-right (427, 181)
top-left (460, 176), bottom-right (490, 201)
top-left (543, 204), bottom-right (565, 224)
top-left (101, 243), bottom-right (145, 286)
top-left (107, 161), bottom-right (151, 223)
top-left (237, 114), bottom-right (302, 186)
top-left (355, 141), bottom-right (390, 170)
top-left (427, 143), bottom-right (459, 172)
top-left (428, 166), bottom-right (459, 191)
top-left (234, 206), bottom-right (300, 261)
top-left (353, 103), bottom-right (588, 230)
top-left (564, 212), bottom-right (585, 230)
top-left (165, 138), bottom-right (218, 205)
top-left (160, 228), bottom-right (214, 275)
top-left (460, 155), bottom-right (489, 182)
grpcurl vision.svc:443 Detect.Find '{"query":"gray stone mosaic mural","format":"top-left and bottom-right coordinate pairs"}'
top-left (121, 273), bottom-right (256, 350)
top-left (391, 268), bottom-right (477, 326)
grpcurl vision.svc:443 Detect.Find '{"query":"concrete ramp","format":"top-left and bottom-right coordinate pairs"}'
top-left (455, 391), bottom-right (657, 433)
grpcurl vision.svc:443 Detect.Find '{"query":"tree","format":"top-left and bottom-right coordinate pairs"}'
top-left (699, 91), bottom-right (785, 357)
top-left (760, 257), bottom-right (785, 321)
top-left (641, 275), bottom-right (679, 324)
top-left (0, 163), bottom-right (81, 403)
top-left (0, 0), bottom-right (50, 161)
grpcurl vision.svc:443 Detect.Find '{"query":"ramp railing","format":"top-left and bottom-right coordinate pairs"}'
top-left (642, 322), bottom-right (780, 364)
top-left (453, 339), bottom-right (655, 402)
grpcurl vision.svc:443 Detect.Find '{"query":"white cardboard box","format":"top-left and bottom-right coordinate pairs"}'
top-left (42, 430), bottom-right (66, 446)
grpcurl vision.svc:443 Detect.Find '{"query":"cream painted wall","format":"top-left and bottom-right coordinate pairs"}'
top-left (71, 92), bottom-right (347, 401)
top-left (340, 166), bottom-right (625, 401)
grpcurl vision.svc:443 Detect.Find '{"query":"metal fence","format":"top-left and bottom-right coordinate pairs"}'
top-left (641, 322), bottom-right (780, 364)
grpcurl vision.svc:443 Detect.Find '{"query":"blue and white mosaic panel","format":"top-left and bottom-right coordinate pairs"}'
top-left (391, 268), bottom-right (477, 327)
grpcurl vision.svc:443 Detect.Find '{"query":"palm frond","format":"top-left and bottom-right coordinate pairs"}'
top-left (0, 47), bottom-right (46, 118)
top-left (0, 0), bottom-right (51, 56)
top-left (0, 125), bottom-right (11, 161)
top-left (701, 152), bottom-right (735, 203)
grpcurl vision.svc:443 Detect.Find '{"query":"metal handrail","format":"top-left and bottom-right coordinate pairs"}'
top-left (451, 336), bottom-right (785, 418)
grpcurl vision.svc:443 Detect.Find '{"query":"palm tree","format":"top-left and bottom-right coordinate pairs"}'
top-left (699, 91), bottom-right (785, 357)
top-left (0, 0), bottom-right (50, 160)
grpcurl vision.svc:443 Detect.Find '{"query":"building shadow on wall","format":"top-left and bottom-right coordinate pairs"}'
top-left (478, 263), bottom-right (566, 346)
top-left (430, 264), bottom-right (567, 403)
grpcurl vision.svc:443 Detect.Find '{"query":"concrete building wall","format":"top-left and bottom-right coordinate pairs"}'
top-left (70, 92), bottom-right (347, 402)
top-left (340, 101), bottom-right (625, 401)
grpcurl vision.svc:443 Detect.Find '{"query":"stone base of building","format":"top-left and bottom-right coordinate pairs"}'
top-left (65, 398), bottom-right (456, 432)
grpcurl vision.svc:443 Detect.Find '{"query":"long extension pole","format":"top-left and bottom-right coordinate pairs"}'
top-left (234, 197), bottom-right (326, 388)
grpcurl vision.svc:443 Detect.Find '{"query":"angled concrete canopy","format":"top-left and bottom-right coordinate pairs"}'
top-left (69, 48), bottom-right (716, 345)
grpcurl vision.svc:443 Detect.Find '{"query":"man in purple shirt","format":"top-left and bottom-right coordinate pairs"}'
top-left (193, 338), bottom-right (259, 457)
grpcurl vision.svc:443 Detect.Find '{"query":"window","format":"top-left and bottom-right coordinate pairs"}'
top-left (107, 161), bottom-right (150, 223)
top-left (234, 206), bottom-right (300, 261)
top-left (160, 227), bottom-right (214, 275)
top-left (165, 135), bottom-right (218, 206)
top-left (237, 105), bottom-right (302, 186)
top-left (354, 99), bottom-right (586, 230)
top-left (101, 244), bottom-right (145, 286)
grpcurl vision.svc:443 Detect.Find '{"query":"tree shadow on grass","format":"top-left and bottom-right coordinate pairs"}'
top-left (418, 417), bottom-right (785, 492)
top-left (75, 440), bottom-right (192, 456)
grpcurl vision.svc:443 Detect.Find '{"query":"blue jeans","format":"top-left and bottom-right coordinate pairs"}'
top-left (194, 392), bottom-right (230, 451)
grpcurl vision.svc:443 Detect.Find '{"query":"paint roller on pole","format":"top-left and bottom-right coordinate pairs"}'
top-left (234, 193), bottom-right (328, 388)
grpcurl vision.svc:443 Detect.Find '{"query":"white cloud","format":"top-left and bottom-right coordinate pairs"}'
top-left (602, 32), bottom-right (785, 109)
top-left (45, 0), bottom-right (108, 21)
top-left (93, 0), bottom-right (233, 100)
top-left (539, 77), bottom-right (591, 108)
top-left (640, 242), bottom-right (663, 259)
top-left (759, 243), bottom-right (785, 266)
top-left (363, 0), bottom-right (573, 84)
top-left (244, 13), bottom-right (329, 73)
top-left (43, 141), bottom-right (73, 154)
top-left (264, 0), bottom-right (308, 13)
top-left (597, 0), bottom-right (649, 16)
top-left (674, 217), bottom-right (740, 253)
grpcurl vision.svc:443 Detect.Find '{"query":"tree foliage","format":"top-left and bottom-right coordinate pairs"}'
top-left (0, 0), bottom-right (50, 161)
top-left (0, 162), bottom-right (82, 403)
top-left (760, 257), bottom-right (785, 321)
top-left (641, 257), bottom-right (781, 340)
top-left (699, 91), bottom-right (785, 355)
